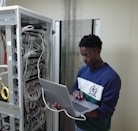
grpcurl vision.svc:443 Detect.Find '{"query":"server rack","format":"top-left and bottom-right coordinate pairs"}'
top-left (0, 5), bottom-right (54, 131)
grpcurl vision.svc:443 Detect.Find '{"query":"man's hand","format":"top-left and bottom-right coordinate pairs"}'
top-left (73, 90), bottom-right (85, 100)
top-left (53, 102), bottom-right (61, 110)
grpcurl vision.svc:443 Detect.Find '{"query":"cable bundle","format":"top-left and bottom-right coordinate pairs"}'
top-left (22, 25), bottom-right (49, 130)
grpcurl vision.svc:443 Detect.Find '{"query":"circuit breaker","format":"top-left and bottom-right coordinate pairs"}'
top-left (0, 5), bottom-right (54, 131)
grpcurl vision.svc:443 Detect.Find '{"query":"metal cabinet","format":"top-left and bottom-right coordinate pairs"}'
top-left (0, 5), bottom-right (54, 131)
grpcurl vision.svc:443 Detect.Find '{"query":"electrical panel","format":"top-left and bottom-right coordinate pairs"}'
top-left (0, 6), bottom-right (53, 131)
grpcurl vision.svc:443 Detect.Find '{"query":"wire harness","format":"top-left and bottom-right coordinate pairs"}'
top-left (22, 25), bottom-right (49, 131)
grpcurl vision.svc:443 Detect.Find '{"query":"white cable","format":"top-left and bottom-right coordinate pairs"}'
top-left (23, 49), bottom-right (39, 77)
top-left (27, 86), bottom-right (41, 102)
top-left (41, 87), bottom-right (86, 121)
top-left (0, 71), bottom-right (8, 80)
top-left (37, 36), bottom-right (45, 79)
top-left (0, 65), bottom-right (8, 68)
top-left (21, 26), bottom-right (50, 130)
top-left (0, 71), bottom-right (8, 76)
top-left (22, 25), bottom-right (34, 33)
top-left (22, 26), bottom-right (86, 123)
top-left (23, 29), bottom-right (47, 78)
top-left (33, 28), bottom-right (86, 121)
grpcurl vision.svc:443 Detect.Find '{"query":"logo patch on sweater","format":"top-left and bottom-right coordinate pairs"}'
top-left (78, 77), bottom-right (104, 101)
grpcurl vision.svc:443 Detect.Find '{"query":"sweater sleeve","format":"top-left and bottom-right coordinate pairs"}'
top-left (97, 76), bottom-right (121, 118)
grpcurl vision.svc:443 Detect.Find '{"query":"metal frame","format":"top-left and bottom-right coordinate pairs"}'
top-left (0, 5), bottom-right (54, 131)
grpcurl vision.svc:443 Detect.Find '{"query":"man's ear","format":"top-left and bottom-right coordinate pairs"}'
top-left (95, 48), bottom-right (101, 54)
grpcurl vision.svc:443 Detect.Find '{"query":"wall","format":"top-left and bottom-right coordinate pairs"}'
top-left (6, 0), bottom-right (138, 131)
top-left (7, 0), bottom-right (64, 20)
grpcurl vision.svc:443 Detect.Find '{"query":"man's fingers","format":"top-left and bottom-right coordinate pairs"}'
top-left (73, 91), bottom-right (84, 99)
top-left (54, 102), bottom-right (61, 110)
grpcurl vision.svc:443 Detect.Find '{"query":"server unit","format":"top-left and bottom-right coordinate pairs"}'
top-left (0, 5), bottom-right (55, 131)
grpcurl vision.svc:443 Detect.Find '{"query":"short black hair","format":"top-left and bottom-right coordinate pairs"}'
top-left (79, 34), bottom-right (102, 49)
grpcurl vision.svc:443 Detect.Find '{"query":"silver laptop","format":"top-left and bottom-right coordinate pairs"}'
top-left (39, 78), bottom-right (99, 117)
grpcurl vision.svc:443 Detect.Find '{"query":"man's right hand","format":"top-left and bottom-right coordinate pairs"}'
top-left (72, 90), bottom-right (85, 100)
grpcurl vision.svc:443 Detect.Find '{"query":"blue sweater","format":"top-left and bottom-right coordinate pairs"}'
top-left (72, 63), bottom-right (121, 131)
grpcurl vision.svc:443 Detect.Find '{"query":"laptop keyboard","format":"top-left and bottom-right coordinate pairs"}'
top-left (72, 102), bottom-right (89, 112)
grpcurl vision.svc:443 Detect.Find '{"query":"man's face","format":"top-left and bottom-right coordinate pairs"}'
top-left (80, 47), bottom-right (100, 67)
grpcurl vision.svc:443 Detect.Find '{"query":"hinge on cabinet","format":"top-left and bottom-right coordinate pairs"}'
top-left (52, 30), bottom-right (55, 35)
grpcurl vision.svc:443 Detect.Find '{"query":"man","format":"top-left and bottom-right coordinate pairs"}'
top-left (72, 34), bottom-right (121, 131)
